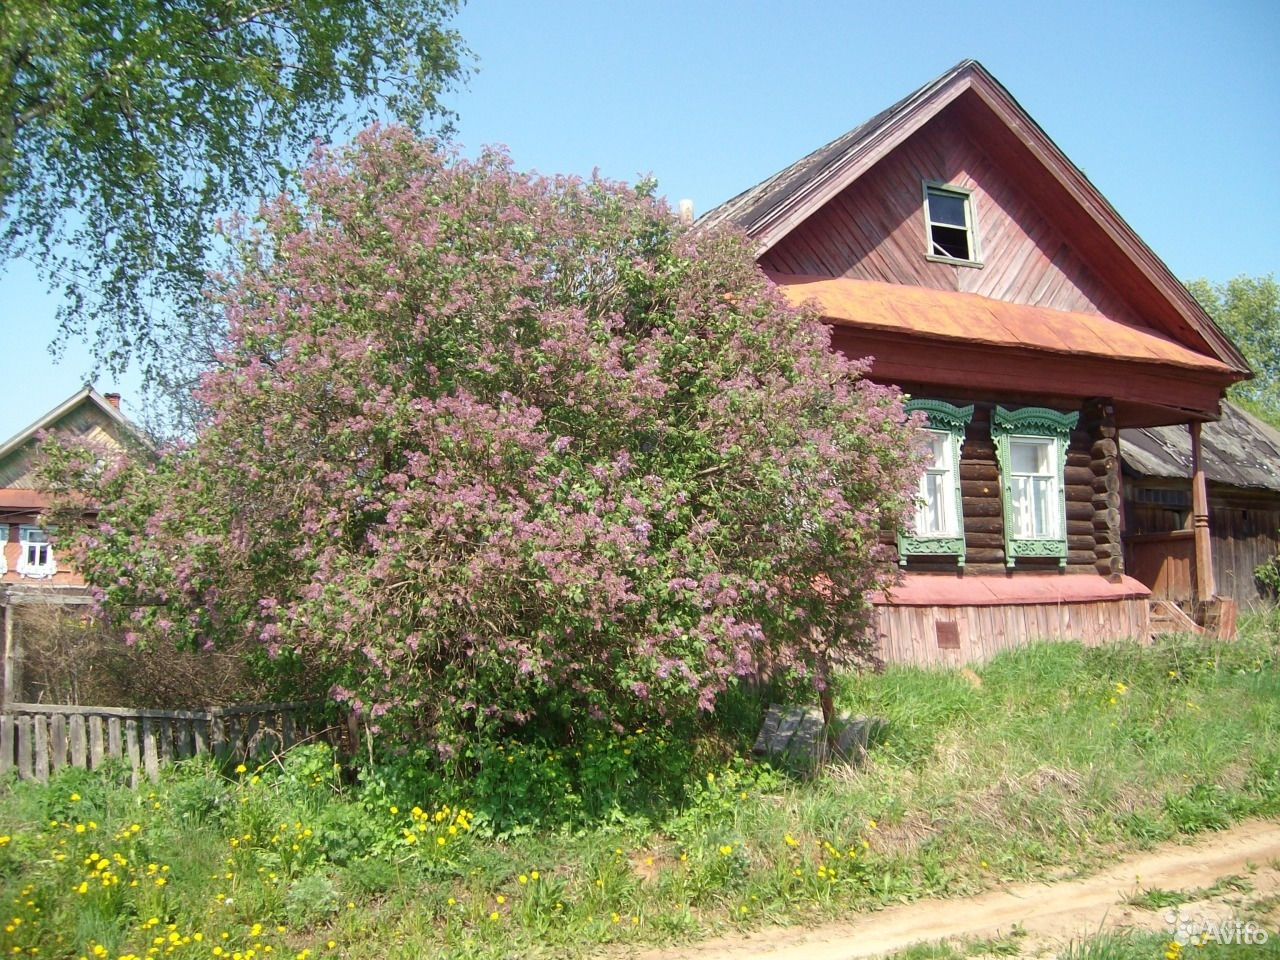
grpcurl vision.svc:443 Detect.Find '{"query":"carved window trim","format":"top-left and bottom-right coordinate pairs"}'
top-left (898, 400), bottom-right (973, 567)
top-left (991, 405), bottom-right (1079, 569)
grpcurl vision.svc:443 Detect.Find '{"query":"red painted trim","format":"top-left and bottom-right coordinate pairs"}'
top-left (872, 573), bottom-right (1151, 607)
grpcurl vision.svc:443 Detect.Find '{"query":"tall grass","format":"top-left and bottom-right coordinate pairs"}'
top-left (1, 618), bottom-right (1277, 960)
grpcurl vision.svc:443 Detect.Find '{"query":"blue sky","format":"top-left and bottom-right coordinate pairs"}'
top-left (1, 0), bottom-right (1277, 441)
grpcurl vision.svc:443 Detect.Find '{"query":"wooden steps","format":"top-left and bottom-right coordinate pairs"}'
top-left (1149, 599), bottom-right (1202, 637)
top-left (1147, 596), bottom-right (1239, 640)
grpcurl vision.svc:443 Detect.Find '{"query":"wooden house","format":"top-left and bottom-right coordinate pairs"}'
top-left (701, 60), bottom-right (1250, 664)
top-left (1123, 402), bottom-right (1280, 609)
top-left (0, 386), bottom-right (151, 700)
top-left (1, 385), bottom-right (150, 597)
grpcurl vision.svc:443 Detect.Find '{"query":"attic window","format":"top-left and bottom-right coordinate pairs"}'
top-left (923, 183), bottom-right (980, 265)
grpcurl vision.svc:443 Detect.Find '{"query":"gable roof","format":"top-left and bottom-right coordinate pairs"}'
top-left (1122, 403), bottom-right (1280, 493)
top-left (700, 59), bottom-right (1250, 379)
top-left (0, 385), bottom-right (152, 469)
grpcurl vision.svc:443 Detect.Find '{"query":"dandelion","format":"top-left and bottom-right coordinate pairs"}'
top-left (496, 895), bottom-right (506, 905)
top-left (69, 793), bottom-right (81, 803)
top-left (489, 912), bottom-right (500, 922)
top-left (530, 870), bottom-right (540, 881)
top-left (518, 874), bottom-right (528, 885)
top-left (234, 764), bottom-right (247, 774)
top-left (719, 845), bottom-right (734, 856)
top-left (784, 834), bottom-right (798, 847)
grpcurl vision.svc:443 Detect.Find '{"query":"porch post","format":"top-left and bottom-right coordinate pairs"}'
top-left (2, 597), bottom-right (13, 705)
top-left (1189, 422), bottom-right (1216, 601)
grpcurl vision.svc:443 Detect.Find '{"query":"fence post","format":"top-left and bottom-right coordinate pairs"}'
top-left (16, 716), bottom-right (32, 780)
top-left (0, 714), bottom-right (12, 775)
top-left (50, 715), bottom-right (67, 773)
top-left (33, 716), bottom-right (49, 782)
top-left (70, 715), bottom-right (87, 767)
top-left (88, 716), bottom-right (104, 769)
top-left (1, 601), bottom-right (16, 705)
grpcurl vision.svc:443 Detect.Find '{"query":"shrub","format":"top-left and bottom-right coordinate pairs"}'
top-left (41, 127), bottom-right (922, 751)
top-left (1256, 546), bottom-right (1280, 599)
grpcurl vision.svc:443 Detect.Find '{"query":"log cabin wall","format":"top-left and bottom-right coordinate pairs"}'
top-left (883, 393), bottom-right (1123, 577)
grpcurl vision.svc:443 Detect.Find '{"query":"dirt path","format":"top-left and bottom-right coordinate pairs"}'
top-left (637, 819), bottom-right (1280, 960)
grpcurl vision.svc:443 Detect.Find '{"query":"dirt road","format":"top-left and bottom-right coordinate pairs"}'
top-left (639, 820), bottom-right (1280, 960)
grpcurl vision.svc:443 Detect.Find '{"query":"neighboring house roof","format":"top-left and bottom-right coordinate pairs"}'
top-left (699, 59), bottom-right (1249, 380)
top-left (0, 385), bottom-right (152, 498)
top-left (1122, 403), bottom-right (1280, 493)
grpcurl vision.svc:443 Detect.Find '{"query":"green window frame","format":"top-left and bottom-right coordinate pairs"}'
top-left (898, 399), bottom-right (973, 567)
top-left (991, 405), bottom-right (1079, 569)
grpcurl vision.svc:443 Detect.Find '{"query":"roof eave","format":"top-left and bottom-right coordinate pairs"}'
top-left (0, 385), bottom-right (154, 465)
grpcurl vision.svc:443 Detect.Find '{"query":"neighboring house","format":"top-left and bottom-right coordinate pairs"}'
top-left (1123, 402), bottom-right (1280, 609)
top-left (701, 60), bottom-right (1249, 664)
top-left (0, 386), bottom-right (150, 596)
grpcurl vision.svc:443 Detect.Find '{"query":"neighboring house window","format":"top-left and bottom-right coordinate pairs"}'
top-left (923, 182), bottom-right (980, 264)
top-left (991, 406), bottom-right (1079, 568)
top-left (899, 400), bottom-right (973, 567)
top-left (17, 525), bottom-right (56, 579)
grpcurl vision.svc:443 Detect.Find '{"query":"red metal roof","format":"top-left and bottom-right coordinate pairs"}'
top-left (770, 273), bottom-right (1235, 375)
top-left (0, 489), bottom-right (48, 511)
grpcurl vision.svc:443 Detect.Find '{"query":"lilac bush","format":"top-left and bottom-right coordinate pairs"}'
top-left (43, 127), bottom-right (922, 746)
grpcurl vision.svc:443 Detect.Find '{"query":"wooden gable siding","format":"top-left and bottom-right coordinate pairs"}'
top-left (0, 404), bottom-right (128, 489)
top-left (759, 111), bottom-right (1150, 330)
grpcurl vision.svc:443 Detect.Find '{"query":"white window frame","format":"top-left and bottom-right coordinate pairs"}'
top-left (914, 429), bottom-right (959, 538)
top-left (922, 181), bottom-right (982, 267)
top-left (16, 524), bottom-right (56, 579)
top-left (1007, 436), bottom-right (1061, 540)
top-left (991, 405), bottom-right (1078, 569)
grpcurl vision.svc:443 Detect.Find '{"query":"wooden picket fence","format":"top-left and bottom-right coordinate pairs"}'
top-left (0, 701), bottom-right (320, 785)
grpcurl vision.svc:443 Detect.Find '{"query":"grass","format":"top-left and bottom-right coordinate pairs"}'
top-left (1059, 929), bottom-right (1280, 960)
top-left (1, 614), bottom-right (1278, 960)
